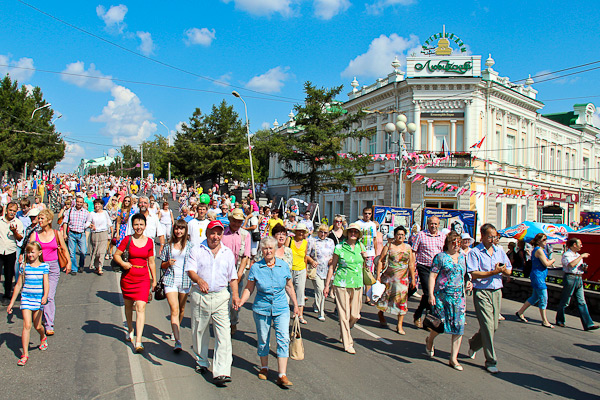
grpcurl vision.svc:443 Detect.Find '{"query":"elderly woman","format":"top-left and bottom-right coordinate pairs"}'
top-left (307, 224), bottom-right (335, 321)
top-left (426, 231), bottom-right (472, 371)
top-left (324, 223), bottom-right (366, 354)
top-left (238, 236), bottom-right (299, 387)
top-left (114, 213), bottom-right (157, 352)
top-left (515, 233), bottom-right (556, 328)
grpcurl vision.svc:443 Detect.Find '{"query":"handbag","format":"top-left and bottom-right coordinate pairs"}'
top-left (251, 231), bottom-right (261, 242)
top-left (307, 266), bottom-right (317, 280)
top-left (111, 235), bottom-right (131, 273)
top-left (154, 269), bottom-right (167, 301)
top-left (54, 230), bottom-right (69, 270)
top-left (362, 267), bottom-right (376, 286)
top-left (290, 316), bottom-right (304, 360)
top-left (423, 313), bottom-right (444, 333)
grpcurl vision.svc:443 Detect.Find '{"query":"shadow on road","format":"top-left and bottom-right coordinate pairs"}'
top-left (96, 290), bottom-right (123, 307)
top-left (0, 332), bottom-right (23, 357)
top-left (574, 343), bottom-right (600, 353)
top-left (496, 371), bottom-right (600, 399)
top-left (552, 355), bottom-right (600, 373)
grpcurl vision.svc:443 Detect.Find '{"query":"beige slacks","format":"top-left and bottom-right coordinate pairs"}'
top-left (90, 230), bottom-right (109, 270)
top-left (333, 286), bottom-right (363, 351)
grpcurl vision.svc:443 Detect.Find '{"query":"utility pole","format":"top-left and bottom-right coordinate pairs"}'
top-left (140, 142), bottom-right (144, 180)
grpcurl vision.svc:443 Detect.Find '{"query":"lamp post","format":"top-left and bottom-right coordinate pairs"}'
top-left (384, 115), bottom-right (417, 207)
top-left (159, 121), bottom-right (171, 182)
top-left (31, 103), bottom-right (51, 119)
top-left (231, 91), bottom-right (256, 198)
top-left (51, 113), bottom-right (62, 124)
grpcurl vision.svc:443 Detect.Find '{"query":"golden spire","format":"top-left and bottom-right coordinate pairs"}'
top-left (435, 25), bottom-right (452, 56)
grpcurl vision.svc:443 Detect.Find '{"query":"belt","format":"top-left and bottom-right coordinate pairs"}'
top-left (131, 265), bottom-right (147, 269)
top-left (70, 231), bottom-right (83, 234)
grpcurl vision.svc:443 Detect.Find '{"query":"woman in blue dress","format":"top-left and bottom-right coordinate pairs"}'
top-left (515, 233), bottom-right (556, 328)
top-left (425, 231), bottom-right (472, 371)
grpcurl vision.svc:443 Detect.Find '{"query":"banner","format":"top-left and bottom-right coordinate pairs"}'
top-left (422, 208), bottom-right (477, 238)
top-left (373, 206), bottom-right (414, 238)
top-left (581, 212), bottom-right (600, 227)
top-left (498, 221), bottom-right (573, 244)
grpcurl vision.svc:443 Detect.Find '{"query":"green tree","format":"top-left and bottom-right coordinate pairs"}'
top-left (251, 128), bottom-right (274, 183)
top-left (0, 75), bottom-right (66, 173)
top-left (267, 82), bottom-right (372, 202)
top-left (172, 101), bottom-right (252, 183)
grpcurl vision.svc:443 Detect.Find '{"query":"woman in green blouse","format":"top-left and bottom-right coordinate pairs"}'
top-left (324, 223), bottom-right (367, 354)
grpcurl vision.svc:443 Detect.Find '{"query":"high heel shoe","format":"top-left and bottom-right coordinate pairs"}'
top-left (425, 337), bottom-right (434, 357)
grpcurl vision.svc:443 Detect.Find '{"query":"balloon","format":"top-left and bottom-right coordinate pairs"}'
top-left (200, 194), bottom-right (210, 204)
top-left (230, 195), bottom-right (236, 204)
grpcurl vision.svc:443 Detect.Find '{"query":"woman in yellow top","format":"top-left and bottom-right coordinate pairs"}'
top-left (290, 223), bottom-right (309, 324)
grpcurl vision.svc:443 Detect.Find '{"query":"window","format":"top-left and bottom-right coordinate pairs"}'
top-left (420, 123), bottom-right (427, 150)
top-left (425, 201), bottom-right (456, 209)
top-left (369, 132), bottom-right (377, 154)
top-left (583, 157), bottom-right (590, 180)
top-left (495, 130), bottom-right (501, 161)
top-left (326, 201), bottom-right (333, 224)
top-left (435, 124), bottom-right (450, 152)
top-left (521, 137), bottom-right (525, 164)
top-left (556, 150), bottom-right (561, 174)
top-left (384, 131), bottom-right (392, 153)
top-left (506, 204), bottom-right (516, 226)
top-left (521, 204), bottom-right (528, 221)
top-left (540, 146), bottom-right (546, 170)
top-left (550, 148), bottom-right (554, 172)
top-left (506, 135), bottom-right (515, 165)
top-left (455, 124), bottom-right (464, 152)
top-left (335, 201), bottom-right (344, 216)
top-left (496, 203), bottom-right (503, 226)
top-left (565, 152), bottom-right (570, 173)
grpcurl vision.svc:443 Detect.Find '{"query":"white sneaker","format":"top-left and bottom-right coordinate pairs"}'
top-left (468, 348), bottom-right (476, 359)
top-left (486, 366), bottom-right (499, 374)
top-left (170, 333), bottom-right (175, 341)
top-left (412, 292), bottom-right (422, 299)
top-left (318, 316), bottom-right (326, 321)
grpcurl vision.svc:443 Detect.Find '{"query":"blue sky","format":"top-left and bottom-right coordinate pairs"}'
top-left (2, 0), bottom-right (600, 173)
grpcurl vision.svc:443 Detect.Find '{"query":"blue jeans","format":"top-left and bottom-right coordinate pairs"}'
top-left (253, 311), bottom-right (290, 358)
top-left (526, 288), bottom-right (548, 310)
top-left (556, 274), bottom-right (595, 328)
top-left (68, 232), bottom-right (87, 272)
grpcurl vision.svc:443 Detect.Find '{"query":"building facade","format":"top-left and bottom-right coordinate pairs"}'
top-left (268, 30), bottom-right (600, 231)
top-left (75, 156), bottom-right (115, 177)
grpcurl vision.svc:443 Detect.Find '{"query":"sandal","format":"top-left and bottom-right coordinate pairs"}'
top-left (125, 331), bottom-right (134, 342)
top-left (97, 269), bottom-right (104, 276)
top-left (515, 312), bottom-right (528, 323)
top-left (39, 337), bottom-right (48, 351)
top-left (17, 355), bottom-right (29, 366)
top-left (104, 254), bottom-right (110, 260)
top-left (541, 322), bottom-right (554, 329)
top-left (299, 317), bottom-right (308, 324)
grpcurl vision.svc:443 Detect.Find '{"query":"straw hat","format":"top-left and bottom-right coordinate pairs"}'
top-left (294, 223), bottom-right (308, 232)
top-left (344, 223), bottom-right (363, 239)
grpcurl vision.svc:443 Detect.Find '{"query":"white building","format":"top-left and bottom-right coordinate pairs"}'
top-left (75, 156), bottom-right (115, 177)
top-left (268, 29), bottom-right (600, 229)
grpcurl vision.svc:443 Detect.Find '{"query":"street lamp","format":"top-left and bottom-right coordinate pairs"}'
top-left (232, 90), bottom-right (256, 198)
top-left (384, 115), bottom-right (417, 207)
top-left (51, 113), bottom-right (62, 124)
top-left (31, 103), bottom-right (51, 119)
top-left (159, 121), bottom-right (172, 182)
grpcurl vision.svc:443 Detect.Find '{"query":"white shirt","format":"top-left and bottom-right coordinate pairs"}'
top-left (355, 219), bottom-right (377, 257)
top-left (562, 249), bottom-right (585, 275)
top-left (125, 212), bottom-right (165, 240)
top-left (188, 218), bottom-right (210, 246)
top-left (85, 210), bottom-right (112, 232)
top-left (185, 242), bottom-right (237, 293)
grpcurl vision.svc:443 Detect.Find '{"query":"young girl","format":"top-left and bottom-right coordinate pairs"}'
top-left (7, 241), bottom-right (50, 366)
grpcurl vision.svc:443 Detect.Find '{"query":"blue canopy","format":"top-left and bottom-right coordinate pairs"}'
top-left (498, 221), bottom-right (573, 244)
top-left (576, 224), bottom-right (600, 233)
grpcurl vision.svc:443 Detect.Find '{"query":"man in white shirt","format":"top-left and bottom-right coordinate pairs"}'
top-left (0, 202), bottom-right (24, 305)
top-left (556, 238), bottom-right (599, 330)
top-left (188, 203), bottom-right (210, 246)
top-left (301, 210), bottom-right (314, 234)
top-left (85, 198), bottom-right (113, 274)
top-left (355, 206), bottom-right (379, 304)
top-left (126, 196), bottom-right (165, 255)
top-left (185, 220), bottom-right (239, 385)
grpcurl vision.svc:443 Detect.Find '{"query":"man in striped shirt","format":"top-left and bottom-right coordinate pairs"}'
top-left (411, 216), bottom-right (446, 328)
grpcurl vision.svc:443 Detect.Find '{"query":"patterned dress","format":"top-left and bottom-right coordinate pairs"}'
top-left (377, 245), bottom-right (411, 315)
top-left (431, 252), bottom-right (467, 335)
top-left (19, 263), bottom-right (49, 310)
top-left (116, 208), bottom-right (135, 246)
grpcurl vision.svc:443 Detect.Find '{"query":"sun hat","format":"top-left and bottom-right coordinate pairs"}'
top-left (344, 223), bottom-right (363, 239)
top-left (294, 223), bottom-right (308, 232)
top-left (461, 233), bottom-right (475, 246)
top-left (27, 208), bottom-right (40, 217)
top-left (229, 208), bottom-right (245, 221)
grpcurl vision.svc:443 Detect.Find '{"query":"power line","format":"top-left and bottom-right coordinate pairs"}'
top-left (17, 0), bottom-right (301, 103)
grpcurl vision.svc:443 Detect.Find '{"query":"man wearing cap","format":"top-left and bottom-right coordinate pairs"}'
top-left (62, 195), bottom-right (90, 274)
top-left (186, 220), bottom-right (239, 385)
top-left (188, 203), bottom-right (210, 246)
top-left (0, 202), bottom-right (24, 304)
top-left (222, 208), bottom-right (251, 334)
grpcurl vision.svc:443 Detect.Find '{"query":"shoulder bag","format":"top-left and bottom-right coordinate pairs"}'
top-left (153, 246), bottom-right (167, 301)
top-left (423, 313), bottom-right (444, 333)
top-left (54, 229), bottom-right (69, 270)
top-left (111, 235), bottom-right (131, 273)
top-left (290, 316), bottom-right (305, 360)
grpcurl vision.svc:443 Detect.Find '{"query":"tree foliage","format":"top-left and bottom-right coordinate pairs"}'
top-left (267, 82), bottom-right (372, 202)
top-left (0, 75), bottom-right (65, 173)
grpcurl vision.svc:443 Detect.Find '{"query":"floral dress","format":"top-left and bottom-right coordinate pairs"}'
top-left (377, 244), bottom-right (411, 315)
top-left (431, 252), bottom-right (467, 335)
top-left (116, 208), bottom-right (135, 246)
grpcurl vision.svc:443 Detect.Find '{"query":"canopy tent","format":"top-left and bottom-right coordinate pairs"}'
top-left (576, 224), bottom-right (600, 233)
top-left (498, 222), bottom-right (573, 244)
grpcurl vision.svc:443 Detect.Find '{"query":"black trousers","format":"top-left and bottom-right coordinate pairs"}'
top-left (0, 252), bottom-right (17, 299)
top-left (413, 263), bottom-right (432, 320)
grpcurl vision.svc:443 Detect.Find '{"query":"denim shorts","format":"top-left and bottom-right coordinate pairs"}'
top-left (527, 288), bottom-right (548, 310)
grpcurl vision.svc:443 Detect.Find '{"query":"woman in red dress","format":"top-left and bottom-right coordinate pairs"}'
top-left (113, 213), bottom-right (156, 352)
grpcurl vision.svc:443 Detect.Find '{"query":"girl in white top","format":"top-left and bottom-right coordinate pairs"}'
top-left (159, 219), bottom-right (192, 352)
top-left (159, 201), bottom-right (174, 240)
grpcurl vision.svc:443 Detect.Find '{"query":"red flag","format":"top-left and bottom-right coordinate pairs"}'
top-left (470, 136), bottom-right (486, 149)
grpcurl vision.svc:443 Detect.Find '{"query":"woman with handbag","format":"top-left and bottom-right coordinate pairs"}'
top-left (290, 223), bottom-right (309, 324)
top-left (323, 223), bottom-right (366, 354)
top-left (426, 231), bottom-right (472, 371)
top-left (375, 226), bottom-right (416, 335)
top-left (114, 213), bottom-right (156, 353)
top-left (30, 209), bottom-right (71, 336)
top-left (237, 236), bottom-right (299, 387)
top-left (158, 219), bottom-right (192, 353)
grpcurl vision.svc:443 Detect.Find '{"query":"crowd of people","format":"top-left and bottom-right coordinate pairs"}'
top-left (1, 173), bottom-right (598, 386)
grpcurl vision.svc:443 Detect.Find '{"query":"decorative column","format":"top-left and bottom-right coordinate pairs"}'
top-left (464, 99), bottom-right (472, 148)
top-left (427, 120), bottom-right (434, 152)
top-left (501, 111), bottom-right (507, 163)
top-left (376, 113), bottom-right (383, 153)
top-left (413, 100), bottom-right (421, 151)
top-left (450, 120), bottom-right (457, 152)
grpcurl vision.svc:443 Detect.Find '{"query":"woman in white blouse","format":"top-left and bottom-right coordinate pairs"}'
top-left (86, 199), bottom-right (113, 275)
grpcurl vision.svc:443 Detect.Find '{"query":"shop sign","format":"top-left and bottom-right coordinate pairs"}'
top-left (503, 188), bottom-right (526, 196)
top-left (355, 185), bottom-right (380, 192)
top-left (425, 185), bottom-right (459, 198)
top-left (541, 190), bottom-right (579, 203)
top-left (421, 112), bottom-right (464, 118)
top-left (537, 201), bottom-right (544, 208)
top-left (406, 56), bottom-right (481, 78)
top-left (415, 59), bottom-right (473, 74)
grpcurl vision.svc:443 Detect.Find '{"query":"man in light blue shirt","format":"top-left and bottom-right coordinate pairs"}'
top-left (466, 223), bottom-right (512, 374)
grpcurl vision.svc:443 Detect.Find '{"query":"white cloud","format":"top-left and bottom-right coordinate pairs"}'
top-left (366, 0), bottom-right (415, 14)
top-left (261, 121), bottom-right (271, 130)
top-left (245, 66), bottom-right (291, 93)
top-left (185, 27), bottom-right (216, 46)
top-left (214, 72), bottom-right (233, 87)
top-left (91, 85), bottom-right (157, 146)
top-left (175, 121), bottom-right (185, 132)
top-left (341, 33), bottom-right (420, 78)
top-left (61, 61), bottom-right (115, 92)
top-left (96, 4), bottom-right (128, 33)
top-left (24, 84), bottom-right (35, 96)
top-left (314, 0), bottom-right (350, 19)
top-left (56, 141), bottom-right (86, 173)
top-left (136, 31), bottom-right (155, 56)
top-left (0, 54), bottom-right (35, 82)
top-left (222, 0), bottom-right (295, 17)
top-left (107, 148), bottom-right (119, 157)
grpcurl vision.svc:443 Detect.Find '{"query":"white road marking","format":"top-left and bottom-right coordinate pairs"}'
top-left (355, 324), bottom-right (393, 345)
